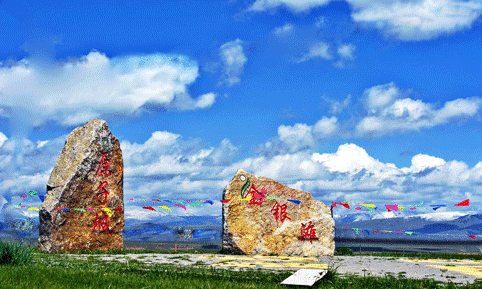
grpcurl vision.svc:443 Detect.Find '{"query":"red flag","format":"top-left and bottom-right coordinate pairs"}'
top-left (469, 235), bottom-right (476, 240)
top-left (220, 199), bottom-right (231, 203)
top-left (455, 199), bottom-right (470, 206)
top-left (114, 207), bottom-right (123, 211)
top-left (152, 199), bottom-right (162, 202)
top-left (142, 206), bottom-right (156, 211)
top-left (334, 202), bottom-right (350, 209)
top-left (173, 204), bottom-right (186, 210)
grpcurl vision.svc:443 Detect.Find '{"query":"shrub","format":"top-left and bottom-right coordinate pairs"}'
top-left (336, 247), bottom-right (354, 256)
top-left (0, 240), bottom-right (34, 265)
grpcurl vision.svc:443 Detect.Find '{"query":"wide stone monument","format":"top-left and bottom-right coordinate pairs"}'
top-left (38, 119), bottom-right (124, 253)
top-left (222, 168), bottom-right (334, 256)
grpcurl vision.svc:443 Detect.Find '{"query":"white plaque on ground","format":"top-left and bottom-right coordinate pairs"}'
top-left (281, 269), bottom-right (327, 286)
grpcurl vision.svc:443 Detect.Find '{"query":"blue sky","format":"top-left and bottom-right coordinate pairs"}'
top-left (0, 0), bottom-right (482, 225)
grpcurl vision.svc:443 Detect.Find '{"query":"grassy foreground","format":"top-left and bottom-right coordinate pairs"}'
top-left (1, 253), bottom-right (478, 289)
top-left (3, 241), bottom-right (482, 288)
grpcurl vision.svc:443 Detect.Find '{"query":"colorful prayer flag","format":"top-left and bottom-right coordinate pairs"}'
top-left (101, 207), bottom-right (113, 217)
top-left (430, 205), bottom-right (446, 211)
top-left (455, 199), bottom-right (470, 206)
top-left (385, 204), bottom-right (398, 211)
top-left (158, 206), bottom-right (172, 211)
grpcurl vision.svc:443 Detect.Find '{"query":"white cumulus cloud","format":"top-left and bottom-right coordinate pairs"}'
top-left (0, 51), bottom-right (216, 128)
top-left (0, 132), bottom-right (7, 147)
top-left (273, 23), bottom-right (295, 35)
top-left (219, 39), bottom-right (247, 86)
top-left (248, 0), bottom-right (482, 41)
top-left (350, 0), bottom-right (482, 41)
top-left (337, 43), bottom-right (356, 60)
top-left (278, 123), bottom-right (316, 153)
top-left (248, 0), bottom-right (331, 13)
top-left (296, 41), bottom-right (333, 63)
top-left (356, 82), bottom-right (482, 137)
top-left (313, 116), bottom-right (339, 139)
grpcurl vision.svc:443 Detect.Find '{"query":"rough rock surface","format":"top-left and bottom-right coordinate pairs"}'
top-left (222, 168), bottom-right (334, 256)
top-left (38, 119), bottom-right (124, 253)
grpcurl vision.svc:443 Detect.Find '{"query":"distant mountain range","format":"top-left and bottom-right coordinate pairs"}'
top-left (123, 215), bottom-right (222, 242)
top-left (0, 215), bottom-right (223, 242)
top-left (3, 213), bottom-right (482, 242)
top-left (335, 213), bottom-right (482, 241)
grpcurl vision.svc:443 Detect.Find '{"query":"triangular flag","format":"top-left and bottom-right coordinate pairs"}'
top-left (360, 203), bottom-right (376, 208)
top-left (158, 206), bottom-right (172, 211)
top-left (101, 208), bottom-right (113, 217)
top-left (385, 204), bottom-right (398, 211)
top-left (335, 202), bottom-right (350, 209)
top-left (174, 204), bottom-right (186, 210)
top-left (430, 205), bottom-right (446, 211)
top-left (455, 199), bottom-right (470, 206)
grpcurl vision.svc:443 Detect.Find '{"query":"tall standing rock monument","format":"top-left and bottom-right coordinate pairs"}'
top-left (38, 119), bottom-right (124, 253)
top-left (222, 168), bottom-right (335, 256)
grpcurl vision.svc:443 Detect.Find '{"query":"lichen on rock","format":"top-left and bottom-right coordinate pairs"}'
top-left (38, 119), bottom-right (124, 253)
top-left (222, 168), bottom-right (334, 256)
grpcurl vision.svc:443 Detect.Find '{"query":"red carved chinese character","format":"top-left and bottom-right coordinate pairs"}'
top-left (96, 181), bottom-right (110, 205)
top-left (301, 221), bottom-right (317, 244)
top-left (271, 201), bottom-right (291, 223)
top-left (96, 152), bottom-right (112, 177)
top-left (247, 184), bottom-right (266, 206)
top-left (92, 211), bottom-right (110, 232)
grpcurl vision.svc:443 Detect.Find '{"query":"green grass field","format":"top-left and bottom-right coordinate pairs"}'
top-left (3, 241), bottom-right (482, 288)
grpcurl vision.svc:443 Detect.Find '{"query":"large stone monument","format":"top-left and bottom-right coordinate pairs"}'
top-left (38, 119), bottom-right (124, 253)
top-left (222, 169), bottom-right (334, 256)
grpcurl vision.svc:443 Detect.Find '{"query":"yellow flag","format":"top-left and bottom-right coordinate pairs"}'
top-left (158, 206), bottom-right (172, 211)
top-left (360, 203), bottom-right (376, 208)
top-left (101, 207), bottom-right (113, 217)
top-left (28, 207), bottom-right (40, 211)
top-left (240, 195), bottom-right (252, 201)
